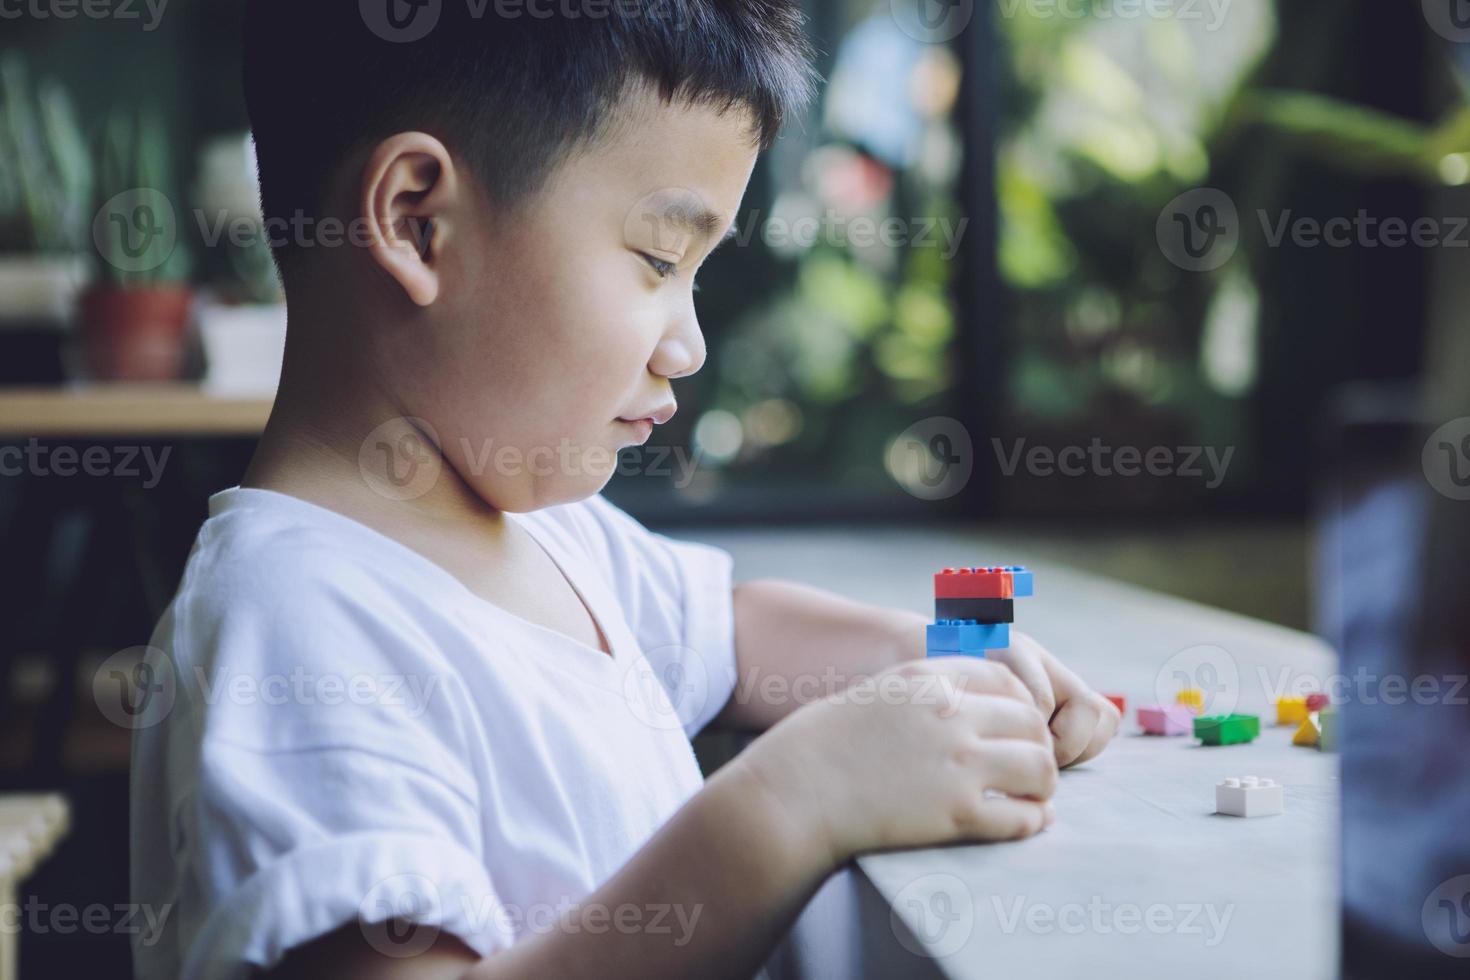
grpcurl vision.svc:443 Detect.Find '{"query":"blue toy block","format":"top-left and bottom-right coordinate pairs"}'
top-left (1003, 566), bottom-right (1034, 597)
top-left (926, 619), bottom-right (1010, 656)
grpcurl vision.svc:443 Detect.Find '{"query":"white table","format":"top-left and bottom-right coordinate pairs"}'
top-left (689, 527), bottom-right (1340, 979)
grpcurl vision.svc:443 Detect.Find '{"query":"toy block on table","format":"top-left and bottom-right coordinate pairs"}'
top-left (1275, 696), bottom-right (1308, 726)
top-left (1292, 715), bottom-right (1320, 747)
top-left (1104, 694), bottom-right (1126, 715)
top-left (1318, 708), bottom-right (1337, 752)
top-left (1194, 713), bottom-right (1260, 746)
top-left (1304, 692), bottom-right (1329, 712)
top-left (935, 598), bottom-right (1015, 623)
top-left (1137, 704), bottom-right (1195, 736)
top-left (1215, 776), bottom-right (1283, 817)
top-left (926, 619), bottom-right (1009, 655)
top-left (1176, 688), bottom-right (1205, 712)
top-left (934, 567), bottom-right (1014, 599)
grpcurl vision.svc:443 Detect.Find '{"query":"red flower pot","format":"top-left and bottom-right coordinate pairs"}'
top-left (79, 285), bottom-right (194, 381)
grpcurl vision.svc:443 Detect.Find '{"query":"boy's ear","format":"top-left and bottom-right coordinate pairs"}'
top-left (361, 132), bottom-right (458, 307)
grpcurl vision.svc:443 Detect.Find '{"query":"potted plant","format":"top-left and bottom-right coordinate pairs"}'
top-left (80, 107), bottom-right (193, 382)
top-left (0, 54), bottom-right (92, 384)
top-left (192, 133), bottom-right (287, 394)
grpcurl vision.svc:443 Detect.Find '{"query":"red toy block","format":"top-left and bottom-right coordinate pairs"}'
top-left (1104, 694), bottom-right (1126, 715)
top-left (934, 567), bottom-right (1014, 599)
top-left (1305, 693), bottom-right (1329, 712)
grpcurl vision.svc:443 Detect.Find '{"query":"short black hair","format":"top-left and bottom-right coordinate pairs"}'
top-left (242, 0), bottom-right (818, 274)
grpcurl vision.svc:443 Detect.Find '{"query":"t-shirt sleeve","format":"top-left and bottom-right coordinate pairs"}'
top-left (549, 495), bottom-right (738, 738)
top-left (161, 557), bottom-right (511, 979)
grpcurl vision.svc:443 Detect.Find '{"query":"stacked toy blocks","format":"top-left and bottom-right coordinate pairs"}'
top-left (926, 566), bottom-right (1031, 658)
top-left (1215, 776), bottom-right (1283, 818)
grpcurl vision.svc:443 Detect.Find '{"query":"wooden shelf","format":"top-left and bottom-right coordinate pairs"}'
top-left (0, 384), bottom-right (273, 438)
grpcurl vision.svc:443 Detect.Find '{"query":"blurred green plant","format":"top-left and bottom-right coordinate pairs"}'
top-left (91, 106), bottom-right (191, 286)
top-left (0, 52), bottom-right (91, 254)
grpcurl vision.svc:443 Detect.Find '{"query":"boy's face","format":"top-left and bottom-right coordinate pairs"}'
top-left (386, 87), bottom-right (759, 513)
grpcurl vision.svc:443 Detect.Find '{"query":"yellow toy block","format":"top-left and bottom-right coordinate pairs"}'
top-left (1176, 688), bottom-right (1204, 712)
top-left (1275, 696), bottom-right (1308, 726)
top-left (1292, 714), bottom-right (1321, 747)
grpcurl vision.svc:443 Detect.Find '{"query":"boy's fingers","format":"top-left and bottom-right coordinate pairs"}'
top-left (986, 637), bottom-right (1056, 720)
top-left (972, 739), bottom-right (1058, 801)
top-left (952, 796), bottom-right (1053, 842)
top-left (1070, 701), bottom-right (1121, 767)
top-left (1051, 697), bottom-right (1104, 767)
top-left (908, 656), bottom-right (1035, 706)
top-left (963, 695), bottom-right (1050, 744)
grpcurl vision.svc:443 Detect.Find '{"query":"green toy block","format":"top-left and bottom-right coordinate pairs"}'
top-left (1193, 713), bottom-right (1260, 746)
top-left (1317, 708), bottom-right (1337, 752)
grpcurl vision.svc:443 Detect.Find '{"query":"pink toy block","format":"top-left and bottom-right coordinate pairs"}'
top-left (1137, 704), bottom-right (1195, 736)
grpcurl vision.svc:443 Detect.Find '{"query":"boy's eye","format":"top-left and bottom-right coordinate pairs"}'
top-left (642, 253), bottom-right (677, 279)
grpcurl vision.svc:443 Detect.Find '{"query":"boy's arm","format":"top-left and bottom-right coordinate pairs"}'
top-left (720, 578), bottom-right (1121, 767)
top-left (267, 655), bottom-right (1058, 980)
top-left (268, 756), bottom-right (827, 980)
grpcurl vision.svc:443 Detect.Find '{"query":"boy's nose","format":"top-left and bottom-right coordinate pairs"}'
top-left (650, 315), bottom-right (707, 380)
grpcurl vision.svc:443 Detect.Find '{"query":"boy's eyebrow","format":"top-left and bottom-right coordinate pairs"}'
top-left (649, 198), bottom-right (739, 248)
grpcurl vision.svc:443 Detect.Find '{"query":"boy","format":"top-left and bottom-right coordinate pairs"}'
top-left (130, 3), bottom-right (1119, 978)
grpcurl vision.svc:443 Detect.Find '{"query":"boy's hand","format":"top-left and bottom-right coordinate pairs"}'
top-left (738, 657), bottom-right (1057, 871)
top-left (986, 631), bottom-right (1121, 768)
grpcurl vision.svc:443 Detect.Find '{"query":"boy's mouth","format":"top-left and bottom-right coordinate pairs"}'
top-left (616, 402), bottom-right (676, 447)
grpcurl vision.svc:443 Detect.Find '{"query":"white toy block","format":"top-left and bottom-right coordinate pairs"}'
top-left (1215, 776), bottom-right (1283, 818)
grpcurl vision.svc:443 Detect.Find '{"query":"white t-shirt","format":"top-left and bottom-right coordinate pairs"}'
top-left (129, 488), bottom-right (738, 980)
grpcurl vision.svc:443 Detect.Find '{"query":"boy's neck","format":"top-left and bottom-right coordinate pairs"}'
top-left (243, 320), bottom-right (504, 539)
